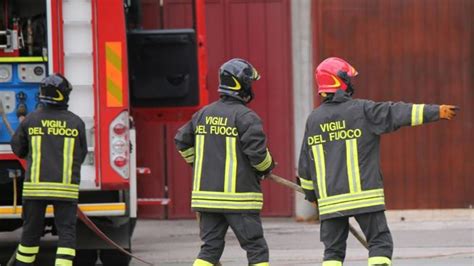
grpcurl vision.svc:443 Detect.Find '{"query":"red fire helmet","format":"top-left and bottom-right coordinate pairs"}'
top-left (315, 57), bottom-right (358, 94)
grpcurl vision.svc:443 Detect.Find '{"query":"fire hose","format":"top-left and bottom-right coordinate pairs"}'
top-left (0, 99), bottom-right (153, 265)
top-left (267, 174), bottom-right (369, 249)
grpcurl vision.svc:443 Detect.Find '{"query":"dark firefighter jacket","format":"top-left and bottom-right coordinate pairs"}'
top-left (11, 106), bottom-right (87, 202)
top-left (175, 97), bottom-right (274, 213)
top-left (298, 90), bottom-right (440, 220)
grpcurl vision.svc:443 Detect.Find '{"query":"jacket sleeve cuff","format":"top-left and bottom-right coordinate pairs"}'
top-left (410, 104), bottom-right (440, 126)
top-left (178, 147), bottom-right (195, 164)
top-left (253, 149), bottom-right (273, 172)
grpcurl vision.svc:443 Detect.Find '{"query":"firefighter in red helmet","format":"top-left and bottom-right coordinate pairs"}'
top-left (11, 73), bottom-right (88, 266)
top-left (297, 57), bottom-right (458, 266)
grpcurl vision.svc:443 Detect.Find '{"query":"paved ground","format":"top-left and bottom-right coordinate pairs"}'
top-left (0, 210), bottom-right (473, 265)
top-left (131, 212), bottom-right (474, 266)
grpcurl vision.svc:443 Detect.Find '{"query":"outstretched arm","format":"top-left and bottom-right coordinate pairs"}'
top-left (362, 100), bottom-right (458, 135)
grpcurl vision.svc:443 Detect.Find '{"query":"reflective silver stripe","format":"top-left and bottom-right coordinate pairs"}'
top-left (224, 137), bottom-right (237, 193)
top-left (311, 144), bottom-right (327, 198)
top-left (411, 104), bottom-right (425, 126)
top-left (345, 139), bottom-right (361, 193)
top-left (299, 177), bottom-right (314, 190)
top-left (193, 135), bottom-right (205, 191)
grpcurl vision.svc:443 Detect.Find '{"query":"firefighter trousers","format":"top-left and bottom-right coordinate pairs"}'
top-left (195, 212), bottom-right (269, 266)
top-left (15, 200), bottom-right (77, 266)
top-left (320, 211), bottom-right (393, 265)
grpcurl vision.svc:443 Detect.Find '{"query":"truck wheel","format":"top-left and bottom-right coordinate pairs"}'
top-left (99, 249), bottom-right (131, 266)
top-left (74, 249), bottom-right (98, 266)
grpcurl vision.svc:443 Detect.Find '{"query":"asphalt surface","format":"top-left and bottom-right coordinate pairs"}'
top-left (131, 214), bottom-right (474, 266)
top-left (0, 210), bottom-right (473, 265)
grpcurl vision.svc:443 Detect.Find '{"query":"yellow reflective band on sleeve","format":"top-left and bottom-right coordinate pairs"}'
top-left (179, 147), bottom-right (195, 163)
top-left (311, 144), bottom-right (327, 198)
top-left (411, 104), bottom-right (425, 126)
top-left (224, 137), bottom-right (238, 193)
top-left (16, 253), bottom-right (36, 263)
top-left (179, 147), bottom-right (195, 157)
top-left (18, 244), bottom-right (39, 254)
top-left (251, 263), bottom-right (269, 266)
top-left (193, 135), bottom-right (205, 191)
top-left (368, 256), bottom-right (391, 265)
top-left (184, 155), bottom-right (195, 163)
top-left (63, 137), bottom-right (75, 184)
top-left (322, 260), bottom-right (342, 266)
top-left (299, 177), bottom-right (314, 190)
top-left (30, 136), bottom-right (42, 183)
top-left (193, 258), bottom-right (214, 266)
top-left (57, 247), bottom-right (76, 256)
top-left (253, 149), bottom-right (273, 172)
top-left (55, 258), bottom-right (73, 266)
top-left (345, 139), bottom-right (361, 193)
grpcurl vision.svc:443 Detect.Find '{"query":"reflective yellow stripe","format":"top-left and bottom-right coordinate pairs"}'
top-left (251, 263), bottom-right (269, 266)
top-left (191, 200), bottom-right (263, 210)
top-left (224, 137), bottom-right (237, 193)
top-left (311, 144), bottom-right (327, 198)
top-left (16, 253), bottom-right (36, 263)
top-left (322, 260), bottom-right (342, 266)
top-left (55, 258), bottom-right (73, 266)
top-left (18, 244), bottom-right (39, 254)
top-left (193, 259), bottom-right (214, 266)
top-left (318, 189), bottom-right (384, 207)
top-left (23, 190), bottom-right (79, 199)
top-left (319, 197), bottom-right (385, 215)
top-left (193, 135), bottom-right (205, 191)
top-left (368, 256), bottom-right (391, 265)
top-left (192, 191), bottom-right (263, 201)
top-left (179, 147), bottom-right (195, 157)
top-left (0, 56), bottom-right (47, 62)
top-left (31, 136), bottom-right (42, 183)
top-left (411, 104), bottom-right (425, 126)
top-left (346, 139), bottom-right (361, 193)
top-left (299, 177), bottom-right (314, 190)
top-left (57, 247), bottom-right (76, 256)
top-left (62, 137), bottom-right (75, 184)
top-left (23, 183), bottom-right (79, 191)
top-left (184, 155), bottom-right (195, 163)
top-left (253, 149), bottom-right (273, 171)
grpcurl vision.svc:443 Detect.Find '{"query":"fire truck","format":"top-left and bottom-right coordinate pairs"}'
top-left (0, 0), bottom-right (207, 264)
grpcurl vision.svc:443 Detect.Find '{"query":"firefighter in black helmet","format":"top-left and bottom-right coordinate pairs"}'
top-left (175, 58), bottom-right (275, 266)
top-left (11, 73), bottom-right (87, 266)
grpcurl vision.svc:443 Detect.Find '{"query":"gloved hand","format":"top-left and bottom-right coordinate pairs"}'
top-left (256, 160), bottom-right (276, 180)
top-left (439, 105), bottom-right (459, 120)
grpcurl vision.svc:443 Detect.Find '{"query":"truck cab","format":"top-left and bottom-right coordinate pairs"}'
top-left (0, 0), bottom-right (207, 264)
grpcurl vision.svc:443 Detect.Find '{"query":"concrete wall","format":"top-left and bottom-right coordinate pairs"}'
top-left (291, 0), bottom-right (316, 219)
